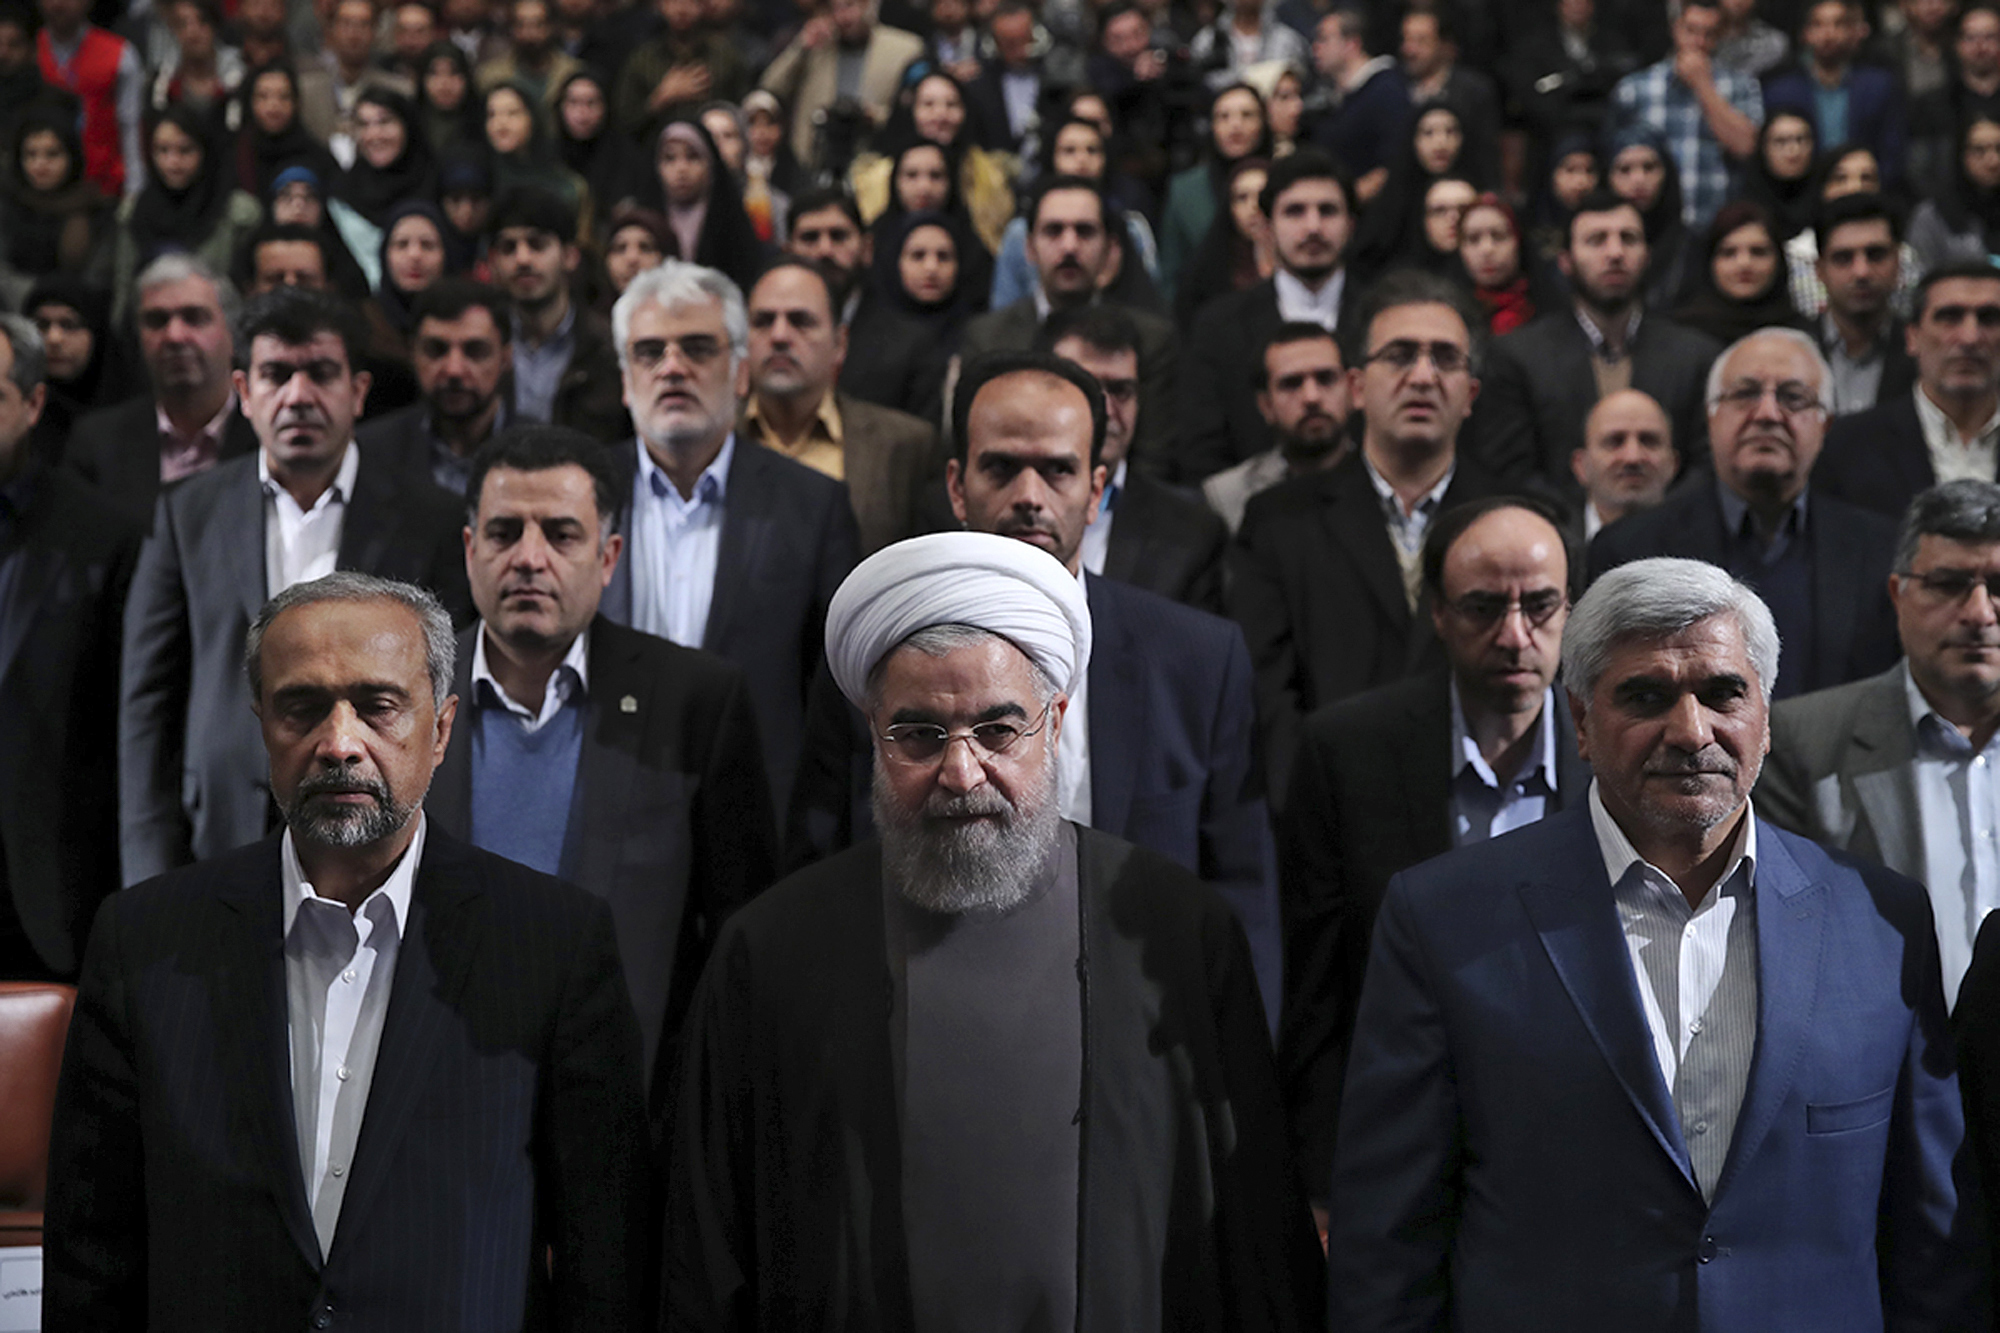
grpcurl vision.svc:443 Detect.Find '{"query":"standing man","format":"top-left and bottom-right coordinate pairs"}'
top-left (35, 0), bottom-right (141, 197)
top-left (602, 260), bottom-right (858, 813)
top-left (1330, 557), bottom-right (1985, 1329)
top-left (490, 187), bottom-right (628, 442)
top-left (295, 0), bottom-right (415, 151)
top-left (1203, 322), bottom-right (1353, 534)
top-left (1611, 0), bottom-right (1763, 228)
top-left (50, 572), bottom-right (654, 1328)
top-left (118, 288), bottom-right (471, 884)
top-left (757, 0), bottom-right (923, 169)
top-left (358, 279), bottom-right (514, 495)
top-left (1573, 388), bottom-right (1678, 541)
top-left (0, 315), bottom-right (141, 980)
top-left (668, 531), bottom-right (1323, 1328)
top-left (739, 257), bottom-right (935, 555)
top-left (430, 424), bottom-right (776, 1108)
top-left (789, 186), bottom-right (871, 327)
top-left (1763, 0), bottom-right (1906, 185)
top-left (1813, 193), bottom-right (1917, 416)
top-left (474, 0), bottom-right (584, 105)
top-left (1307, 8), bottom-right (1409, 204)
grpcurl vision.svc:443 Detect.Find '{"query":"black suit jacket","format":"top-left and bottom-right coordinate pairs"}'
top-left (600, 437), bottom-right (860, 812)
top-left (0, 468), bottom-right (142, 977)
top-left (1816, 389), bottom-right (1976, 520)
top-left (1276, 668), bottom-right (1590, 1198)
top-left (428, 616), bottom-right (779, 1106)
top-left (1586, 475), bottom-right (1900, 696)
top-left (1470, 310), bottom-right (1722, 490)
top-left (1954, 909), bottom-right (2000, 1282)
top-left (1227, 449), bottom-right (1503, 809)
top-left (1102, 470), bottom-right (1228, 613)
top-left (43, 827), bottom-right (655, 1331)
top-left (67, 392), bottom-right (259, 525)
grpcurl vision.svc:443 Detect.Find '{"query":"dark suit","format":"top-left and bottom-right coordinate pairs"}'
top-left (601, 436), bottom-right (859, 811)
top-left (428, 616), bottom-right (778, 1104)
top-left (1227, 449), bottom-right (1503, 809)
top-left (1179, 277), bottom-right (1358, 482)
top-left (1100, 469), bottom-right (1228, 613)
top-left (1817, 388), bottom-right (1978, 520)
top-left (1763, 63), bottom-right (1907, 185)
top-left (1587, 475), bottom-right (1900, 697)
top-left (1278, 668), bottom-right (1590, 1199)
top-left (42, 827), bottom-right (655, 1330)
top-left (536, 306), bottom-right (631, 444)
top-left (1952, 910), bottom-right (2000, 1284)
top-left (118, 448), bottom-right (473, 884)
top-left (0, 468), bottom-right (142, 978)
top-left (1816, 318), bottom-right (1916, 415)
top-left (739, 391), bottom-right (936, 555)
top-left (1471, 310), bottom-right (1722, 490)
top-left (66, 391), bottom-right (259, 525)
top-left (354, 401), bottom-right (518, 495)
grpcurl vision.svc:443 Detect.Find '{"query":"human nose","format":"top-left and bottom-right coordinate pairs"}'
top-left (1661, 692), bottom-right (1714, 752)
top-left (313, 700), bottom-right (369, 765)
top-left (1491, 603), bottom-right (1534, 649)
top-left (934, 732), bottom-right (987, 793)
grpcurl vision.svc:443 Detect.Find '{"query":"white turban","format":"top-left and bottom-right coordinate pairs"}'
top-left (825, 532), bottom-right (1093, 709)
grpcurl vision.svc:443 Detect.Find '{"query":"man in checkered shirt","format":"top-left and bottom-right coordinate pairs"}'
top-left (1612, 0), bottom-right (1763, 231)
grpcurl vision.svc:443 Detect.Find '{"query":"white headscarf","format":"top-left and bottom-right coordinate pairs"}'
top-left (825, 532), bottom-right (1093, 708)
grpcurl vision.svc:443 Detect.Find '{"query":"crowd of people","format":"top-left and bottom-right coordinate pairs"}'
top-left (14, 0), bottom-right (2000, 1321)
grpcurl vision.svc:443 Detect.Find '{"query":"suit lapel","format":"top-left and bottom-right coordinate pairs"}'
top-left (1845, 671), bottom-right (1923, 882)
top-left (703, 443), bottom-right (772, 650)
top-left (427, 630), bottom-right (477, 836)
top-left (336, 455), bottom-right (395, 575)
top-left (1322, 465), bottom-right (1409, 629)
top-left (1553, 698), bottom-right (1590, 811)
top-left (1084, 578), bottom-right (1144, 835)
top-left (224, 460), bottom-right (272, 624)
top-left (571, 617), bottom-right (644, 888)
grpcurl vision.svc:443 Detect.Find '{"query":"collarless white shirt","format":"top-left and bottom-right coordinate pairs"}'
top-left (282, 814), bottom-right (425, 1257)
top-left (1274, 267), bottom-right (1346, 330)
top-left (261, 441), bottom-right (360, 597)
top-left (1057, 566), bottom-right (1095, 825)
top-left (471, 625), bottom-right (590, 733)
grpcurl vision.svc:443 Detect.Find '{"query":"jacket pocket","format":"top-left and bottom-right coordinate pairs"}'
top-left (1806, 1085), bottom-right (1894, 1135)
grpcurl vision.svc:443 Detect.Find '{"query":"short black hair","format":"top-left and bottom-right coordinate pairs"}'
top-left (752, 254), bottom-right (838, 318)
top-left (243, 222), bottom-right (328, 280)
top-left (1420, 493), bottom-right (1580, 602)
top-left (952, 349), bottom-right (1108, 466)
top-left (236, 285), bottom-right (366, 370)
top-left (1913, 260), bottom-right (2000, 322)
top-left (410, 277), bottom-right (512, 335)
top-left (465, 424), bottom-right (628, 530)
top-left (1565, 188), bottom-right (1644, 249)
top-left (787, 184), bottom-right (863, 232)
top-left (1343, 267), bottom-right (1484, 373)
top-left (1028, 174), bottom-right (1110, 232)
top-left (1813, 189), bottom-right (1903, 252)
top-left (1259, 146), bottom-right (1351, 218)
top-left (1402, 0), bottom-right (1455, 43)
top-left (487, 185), bottom-right (576, 245)
top-left (1256, 320), bottom-right (1342, 389)
top-left (1038, 302), bottom-right (1140, 359)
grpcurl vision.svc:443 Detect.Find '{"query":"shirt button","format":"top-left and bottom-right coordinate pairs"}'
top-left (1693, 1120), bottom-right (1709, 1135)
top-left (341, 969), bottom-right (356, 983)
top-left (1689, 1018), bottom-right (1703, 1036)
top-left (330, 1164), bottom-right (344, 1177)
top-left (336, 1065), bottom-right (350, 1081)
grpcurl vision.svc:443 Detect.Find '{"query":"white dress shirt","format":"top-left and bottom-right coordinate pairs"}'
top-left (1275, 267), bottom-right (1346, 330)
top-left (1905, 663), bottom-right (2000, 1008)
top-left (283, 815), bottom-right (425, 1256)
top-left (1057, 567), bottom-right (1095, 826)
top-left (629, 434), bottom-right (733, 647)
top-left (470, 624), bottom-right (589, 733)
top-left (261, 442), bottom-right (360, 597)
top-left (1077, 458), bottom-right (1125, 578)
top-left (1913, 383), bottom-right (2000, 488)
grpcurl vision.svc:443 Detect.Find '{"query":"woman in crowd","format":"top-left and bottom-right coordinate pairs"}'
top-left (700, 99), bottom-right (784, 240)
top-left (1404, 175), bottom-right (1478, 277)
top-left (1174, 155), bottom-right (1272, 325)
top-left (485, 79), bottom-right (593, 238)
top-left (1350, 98), bottom-right (1488, 282)
top-left (229, 63), bottom-right (333, 199)
top-left (1159, 81), bottom-right (1269, 305)
top-left (0, 108), bottom-right (110, 296)
top-left (845, 210), bottom-right (984, 425)
top-left (24, 276), bottom-right (135, 466)
top-left (742, 89), bottom-right (806, 212)
top-left (1604, 123), bottom-right (1691, 310)
top-left (337, 87), bottom-right (434, 232)
top-left (1243, 61), bottom-right (1305, 158)
top-left (851, 70), bottom-right (1013, 254)
top-left (1671, 199), bottom-right (1809, 345)
top-left (1458, 194), bottom-right (1540, 336)
top-left (265, 164), bottom-right (370, 297)
top-left (991, 115), bottom-right (1161, 308)
top-left (370, 201), bottom-right (462, 359)
top-left (416, 41), bottom-right (481, 156)
top-left (596, 203), bottom-right (675, 312)
top-left (1528, 131), bottom-right (1598, 265)
top-left (651, 115), bottom-right (766, 288)
top-left (556, 70), bottom-right (641, 223)
top-left (1741, 110), bottom-right (1818, 246)
top-left (1910, 114), bottom-right (2000, 270)
top-left (112, 106), bottom-right (261, 322)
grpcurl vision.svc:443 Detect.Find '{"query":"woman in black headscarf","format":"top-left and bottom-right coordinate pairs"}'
top-left (645, 114), bottom-right (767, 288)
top-left (484, 78), bottom-right (592, 238)
top-left (1528, 131), bottom-right (1599, 266)
top-left (416, 41), bottom-right (482, 157)
top-left (0, 104), bottom-right (111, 285)
top-left (1911, 114), bottom-right (2000, 270)
top-left (23, 275), bottom-right (138, 466)
top-left (1671, 199), bottom-right (1810, 345)
top-left (1158, 81), bottom-right (1271, 307)
top-left (112, 104), bottom-right (262, 322)
top-left (1604, 122), bottom-right (1692, 310)
top-left (229, 62), bottom-right (335, 199)
top-left (1739, 110), bottom-right (1818, 245)
top-left (336, 87), bottom-right (435, 229)
top-left (372, 200), bottom-right (466, 341)
top-left (555, 69), bottom-right (641, 219)
top-left (1349, 96), bottom-right (1490, 283)
top-left (845, 208), bottom-right (984, 425)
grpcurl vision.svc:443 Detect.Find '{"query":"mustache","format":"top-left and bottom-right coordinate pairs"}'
top-left (295, 770), bottom-right (390, 803)
top-left (924, 786), bottom-right (1014, 820)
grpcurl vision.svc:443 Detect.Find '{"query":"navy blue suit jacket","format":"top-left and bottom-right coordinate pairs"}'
top-left (1763, 63), bottom-right (1907, 184)
top-left (1330, 807), bottom-right (1985, 1331)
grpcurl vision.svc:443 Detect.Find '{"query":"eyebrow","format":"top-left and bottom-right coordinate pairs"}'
top-left (888, 701), bottom-right (1029, 726)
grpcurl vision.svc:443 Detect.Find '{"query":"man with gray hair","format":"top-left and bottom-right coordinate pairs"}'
top-left (598, 258), bottom-right (858, 811)
top-left (1590, 325), bottom-right (1900, 698)
top-left (67, 252), bottom-right (257, 524)
top-left (1331, 555), bottom-right (1984, 1329)
top-left (46, 571), bottom-right (654, 1328)
top-left (668, 530), bottom-right (1323, 1329)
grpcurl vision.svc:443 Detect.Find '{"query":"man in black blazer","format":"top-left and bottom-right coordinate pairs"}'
top-left (0, 316), bottom-right (142, 981)
top-left (1590, 326), bottom-right (1900, 698)
top-left (119, 289), bottom-right (473, 885)
top-left (428, 425), bottom-right (778, 1110)
top-left (1471, 190), bottom-right (1722, 491)
top-left (67, 253), bottom-right (258, 525)
top-left (1814, 193), bottom-right (1918, 415)
top-left (47, 573), bottom-right (654, 1329)
top-left (1180, 149), bottom-right (1360, 481)
top-left (1278, 495), bottom-right (1590, 1204)
top-left (1818, 261), bottom-right (2000, 519)
top-left (356, 278), bottom-right (515, 495)
top-left (1046, 304), bottom-right (1228, 612)
top-left (1230, 271), bottom-right (1502, 810)
top-left (598, 260), bottom-right (860, 814)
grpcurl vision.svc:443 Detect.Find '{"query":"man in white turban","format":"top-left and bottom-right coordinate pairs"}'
top-left (666, 529), bottom-right (1326, 1333)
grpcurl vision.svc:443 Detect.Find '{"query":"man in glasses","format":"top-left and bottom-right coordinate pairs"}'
top-left (667, 530), bottom-right (1324, 1329)
top-left (1590, 325), bottom-right (1899, 699)
top-left (1820, 262), bottom-right (2000, 518)
top-left (1278, 494), bottom-right (1590, 1217)
top-left (600, 258), bottom-right (859, 813)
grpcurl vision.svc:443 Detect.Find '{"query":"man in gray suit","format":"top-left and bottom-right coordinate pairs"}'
top-left (119, 288), bottom-right (470, 884)
top-left (1760, 477), bottom-right (2000, 1008)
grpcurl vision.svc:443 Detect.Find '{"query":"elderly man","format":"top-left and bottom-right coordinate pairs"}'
top-left (1591, 326), bottom-right (1899, 698)
top-left (1573, 388), bottom-right (1678, 541)
top-left (68, 253), bottom-right (257, 524)
top-left (1330, 557), bottom-right (1985, 1329)
top-left (1203, 322), bottom-right (1353, 535)
top-left (48, 572), bottom-right (653, 1327)
top-left (668, 531), bottom-right (1323, 1328)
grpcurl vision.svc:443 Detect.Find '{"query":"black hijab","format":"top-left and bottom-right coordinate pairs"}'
top-left (2, 103), bottom-right (106, 275)
top-left (553, 69), bottom-right (640, 215)
top-left (1352, 96), bottom-right (1490, 280)
top-left (415, 41), bottom-right (482, 156)
top-left (1931, 119), bottom-right (2000, 245)
top-left (232, 63), bottom-right (335, 199)
top-left (126, 105), bottom-right (234, 262)
top-left (337, 88), bottom-right (435, 227)
top-left (375, 200), bottom-right (467, 332)
top-left (640, 115), bottom-right (767, 288)
top-left (24, 275), bottom-right (138, 465)
top-left (867, 208), bottom-right (986, 325)
top-left (1741, 112), bottom-right (1818, 242)
top-left (1670, 200), bottom-right (1808, 345)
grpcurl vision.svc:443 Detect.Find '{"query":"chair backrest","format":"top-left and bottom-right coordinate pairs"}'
top-left (0, 983), bottom-right (77, 1209)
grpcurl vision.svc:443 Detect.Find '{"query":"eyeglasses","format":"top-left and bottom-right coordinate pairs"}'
top-left (1905, 568), bottom-right (2000, 603)
top-left (626, 334), bottom-right (727, 371)
top-left (877, 700), bottom-right (1054, 766)
top-left (1361, 339), bottom-right (1470, 375)
top-left (1711, 380), bottom-right (1824, 414)
top-left (1444, 588), bottom-right (1568, 629)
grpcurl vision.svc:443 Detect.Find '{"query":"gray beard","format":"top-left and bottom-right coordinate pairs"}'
top-left (280, 769), bottom-right (423, 849)
top-left (872, 754), bottom-right (1062, 915)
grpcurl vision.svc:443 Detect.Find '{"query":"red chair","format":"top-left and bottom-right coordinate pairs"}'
top-left (0, 983), bottom-right (77, 1250)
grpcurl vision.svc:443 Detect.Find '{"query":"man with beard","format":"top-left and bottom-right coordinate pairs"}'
top-left (475, 0), bottom-right (583, 106)
top-left (118, 287), bottom-right (471, 884)
top-left (490, 188), bottom-right (628, 442)
top-left (1589, 326), bottom-right (1900, 699)
top-left (48, 571), bottom-right (655, 1328)
top-left (1572, 388), bottom-right (1677, 541)
top-left (1474, 190), bottom-right (1721, 494)
top-left (1808, 193), bottom-right (1915, 416)
top-left (667, 530), bottom-right (1323, 1329)
top-left (789, 187), bottom-right (871, 327)
top-left (360, 280), bottom-right (515, 495)
top-left (1203, 322), bottom-right (1353, 534)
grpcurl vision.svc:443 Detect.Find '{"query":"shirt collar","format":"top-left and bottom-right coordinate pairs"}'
top-left (1098, 457), bottom-right (1128, 514)
top-left (638, 431), bottom-right (735, 505)
top-left (260, 439), bottom-right (362, 512)
top-left (470, 622), bottom-right (590, 717)
top-left (1448, 676), bottom-right (1560, 792)
top-left (157, 390), bottom-right (238, 443)
top-left (1361, 451), bottom-right (1453, 518)
top-left (1588, 778), bottom-right (1758, 901)
top-left (280, 812), bottom-right (426, 938)
top-left (1903, 657), bottom-right (2000, 757)
top-left (1274, 267), bottom-right (1345, 327)
top-left (1574, 304), bottom-right (1641, 360)
top-left (744, 388), bottom-right (844, 450)
top-left (1819, 310), bottom-right (1886, 363)
top-left (1715, 470), bottom-right (1808, 539)
top-left (1914, 381), bottom-right (2000, 448)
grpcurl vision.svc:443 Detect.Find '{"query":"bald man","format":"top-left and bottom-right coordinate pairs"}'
top-left (1572, 389), bottom-right (1678, 541)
